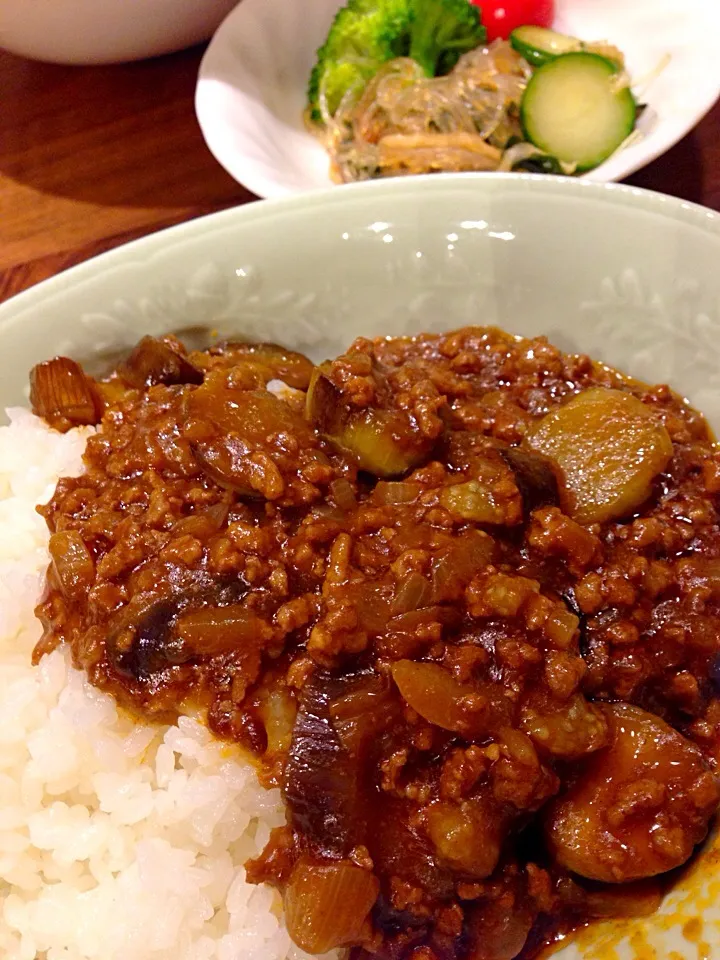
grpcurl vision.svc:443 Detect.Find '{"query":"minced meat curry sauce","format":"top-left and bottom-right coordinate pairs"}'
top-left (30, 327), bottom-right (720, 960)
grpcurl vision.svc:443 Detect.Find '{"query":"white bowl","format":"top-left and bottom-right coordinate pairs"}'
top-left (3, 174), bottom-right (720, 422)
top-left (196, 0), bottom-right (720, 198)
top-left (0, 0), bottom-right (240, 65)
top-left (2, 174), bottom-right (720, 955)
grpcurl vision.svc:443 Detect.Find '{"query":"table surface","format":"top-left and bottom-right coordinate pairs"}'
top-left (2, 43), bottom-right (719, 303)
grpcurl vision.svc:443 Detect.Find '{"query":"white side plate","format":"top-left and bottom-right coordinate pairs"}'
top-left (195, 0), bottom-right (720, 198)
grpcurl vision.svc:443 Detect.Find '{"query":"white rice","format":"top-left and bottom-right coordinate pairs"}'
top-left (0, 409), bottom-right (340, 960)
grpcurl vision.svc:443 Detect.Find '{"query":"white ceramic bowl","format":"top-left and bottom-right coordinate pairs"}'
top-left (2, 174), bottom-right (720, 955)
top-left (0, 0), bottom-right (240, 65)
top-left (196, 0), bottom-right (720, 198)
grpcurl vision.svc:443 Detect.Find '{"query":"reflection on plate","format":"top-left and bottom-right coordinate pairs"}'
top-left (195, 0), bottom-right (720, 198)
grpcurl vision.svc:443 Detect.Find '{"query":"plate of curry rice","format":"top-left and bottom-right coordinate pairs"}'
top-left (1, 174), bottom-right (720, 960)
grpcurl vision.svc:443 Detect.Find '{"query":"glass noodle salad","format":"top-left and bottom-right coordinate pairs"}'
top-left (305, 0), bottom-right (643, 183)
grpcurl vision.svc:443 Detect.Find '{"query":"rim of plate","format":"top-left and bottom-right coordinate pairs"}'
top-left (3, 174), bottom-right (720, 322)
top-left (195, 0), bottom-right (720, 199)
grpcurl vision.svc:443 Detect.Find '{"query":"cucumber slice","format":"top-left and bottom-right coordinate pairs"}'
top-left (510, 26), bottom-right (582, 67)
top-left (520, 52), bottom-right (637, 172)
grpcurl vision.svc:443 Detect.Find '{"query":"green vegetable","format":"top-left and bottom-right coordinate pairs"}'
top-left (307, 0), bottom-right (486, 122)
top-left (520, 52), bottom-right (637, 172)
top-left (407, 0), bottom-right (486, 78)
top-left (510, 25), bottom-right (582, 68)
top-left (512, 154), bottom-right (564, 175)
top-left (307, 0), bottom-right (407, 122)
top-left (504, 135), bottom-right (523, 149)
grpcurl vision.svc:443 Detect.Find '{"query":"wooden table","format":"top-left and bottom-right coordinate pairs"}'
top-left (1, 43), bottom-right (719, 303)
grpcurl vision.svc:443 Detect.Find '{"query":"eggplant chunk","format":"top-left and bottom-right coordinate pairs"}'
top-left (186, 374), bottom-right (321, 500)
top-left (107, 580), bottom-right (250, 681)
top-left (339, 411), bottom-right (431, 478)
top-left (545, 703), bottom-right (720, 882)
top-left (465, 873), bottom-right (535, 960)
top-left (211, 341), bottom-right (315, 390)
top-left (526, 388), bottom-right (673, 524)
top-left (108, 596), bottom-right (180, 681)
top-left (369, 796), bottom-right (455, 900)
top-left (306, 368), bottom-right (432, 478)
top-left (284, 676), bottom-right (365, 858)
top-left (500, 446), bottom-right (561, 514)
top-left (120, 336), bottom-right (203, 388)
top-left (329, 675), bottom-right (400, 756)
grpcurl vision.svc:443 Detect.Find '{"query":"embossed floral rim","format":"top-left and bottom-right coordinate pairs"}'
top-left (3, 174), bottom-right (718, 315)
top-left (2, 172), bottom-right (720, 416)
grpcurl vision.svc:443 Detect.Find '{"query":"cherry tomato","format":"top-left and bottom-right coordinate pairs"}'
top-left (472, 0), bottom-right (556, 42)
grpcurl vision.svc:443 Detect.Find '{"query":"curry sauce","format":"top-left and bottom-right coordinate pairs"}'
top-left (30, 327), bottom-right (720, 960)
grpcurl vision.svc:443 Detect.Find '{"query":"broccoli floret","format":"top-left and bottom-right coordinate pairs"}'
top-left (408, 0), bottom-right (486, 77)
top-left (307, 0), bottom-right (485, 123)
top-left (308, 0), bottom-right (409, 122)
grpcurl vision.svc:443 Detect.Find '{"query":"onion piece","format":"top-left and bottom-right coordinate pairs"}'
top-left (330, 477), bottom-right (357, 511)
top-left (373, 481), bottom-right (422, 505)
top-left (171, 501), bottom-right (230, 541)
top-left (391, 659), bottom-right (507, 737)
top-left (30, 357), bottom-right (100, 431)
top-left (391, 571), bottom-right (432, 615)
top-left (48, 530), bottom-right (95, 599)
top-left (380, 605), bottom-right (459, 659)
top-left (351, 583), bottom-right (393, 634)
top-left (432, 529), bottom-right (495, 603)
top-left (257, 687), bottom-right (297, 755)
top-left (175, 604), bottom-right (272, 656)
top-left (284, 857), bottom-right (379, 954)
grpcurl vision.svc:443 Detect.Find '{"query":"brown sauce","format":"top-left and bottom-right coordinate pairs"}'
top-left (30, 327), bottom-right (720, 960)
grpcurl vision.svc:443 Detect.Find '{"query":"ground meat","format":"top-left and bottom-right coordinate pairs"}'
top-left (32, 327), bottom-right (720, 960)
